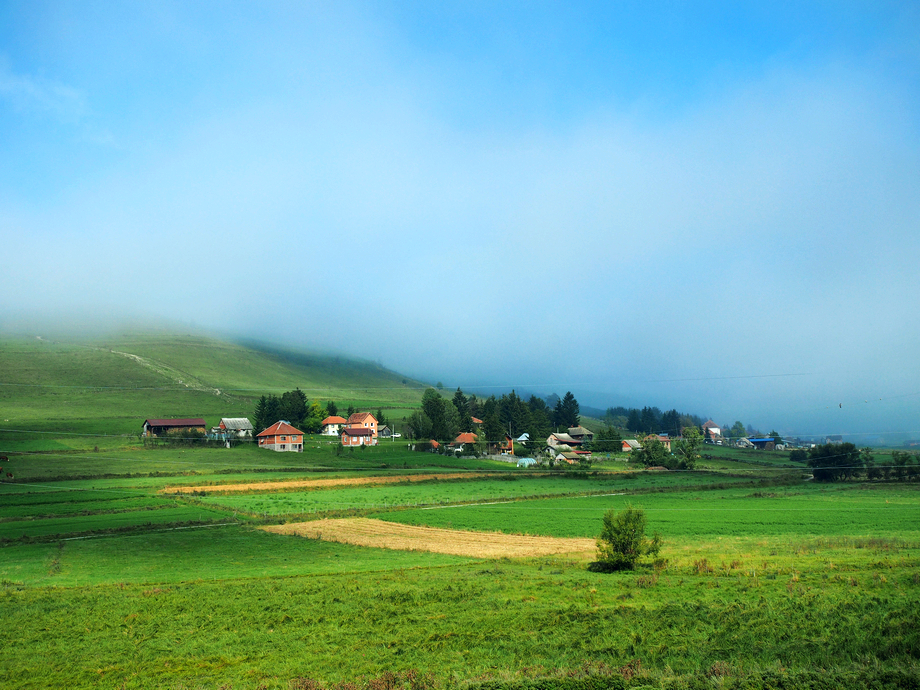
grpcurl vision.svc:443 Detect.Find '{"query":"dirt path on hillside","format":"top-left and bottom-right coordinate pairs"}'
top-left (261, 517), bottom-right (596, 558)
top-left (161, 472), bottom-right (490, 494)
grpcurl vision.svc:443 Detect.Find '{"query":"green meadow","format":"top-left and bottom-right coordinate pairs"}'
top-left (0, 331), bottom-right (918, 689)
top-left (0, 332), bottom-right (427, 448)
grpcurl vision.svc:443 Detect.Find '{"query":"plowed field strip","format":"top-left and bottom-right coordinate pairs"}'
top-left (261, 518), bottom-right (596, 558)
top-left (161, 472), bottom-right (492, 495)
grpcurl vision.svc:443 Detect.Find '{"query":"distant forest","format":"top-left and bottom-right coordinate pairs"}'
top-left (603, 406), bottom-right (705, 436)
top-left (603, 406), bottom-right (759, 439)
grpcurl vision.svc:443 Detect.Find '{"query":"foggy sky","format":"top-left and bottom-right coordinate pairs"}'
top-left (1, 1), bottom-right (918, 439)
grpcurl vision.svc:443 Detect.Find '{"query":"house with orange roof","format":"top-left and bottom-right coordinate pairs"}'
top-left (341, 427), bottom-right (377, 447)
top-left (321, 415), bottom-right (347, 436)
top-left (257, 421), bottom-right (304, 452)
top-left (345, 412), bottom-right (378, 438)
top-left (449, 431), bottom-right (478, 452)
top-left (645, 434), bottom-right (672, 452)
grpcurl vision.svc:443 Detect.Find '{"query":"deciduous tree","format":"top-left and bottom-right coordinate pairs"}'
top-left (673, 426), bottom-right (702, 470)
top-left (808, 442), bottom-right (864, 481)
top-left (592, 505), bottom-right (662, 571)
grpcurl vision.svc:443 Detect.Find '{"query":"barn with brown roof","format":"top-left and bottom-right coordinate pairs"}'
top-left (143, 418), bottom-right (206, 438)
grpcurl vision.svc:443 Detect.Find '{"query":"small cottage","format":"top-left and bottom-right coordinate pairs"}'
top-left (321, 415), bottom-right (347, 436)
top-left (341, 427), bottom-right (377, 447)
top-left (257, 421), bottom-right (304, 452)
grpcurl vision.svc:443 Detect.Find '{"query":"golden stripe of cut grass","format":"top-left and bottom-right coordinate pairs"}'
top-left (161, 472), bottom-right (489, 495)
top-left (262, 518), bottom-right (596, 558)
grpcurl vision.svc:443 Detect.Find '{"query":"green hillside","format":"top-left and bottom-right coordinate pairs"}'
top-left (0, 331), bottom-right (426, 451)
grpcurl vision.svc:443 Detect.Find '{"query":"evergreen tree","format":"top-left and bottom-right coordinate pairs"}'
top-left (452, 389), bottom-right (471, 432)
top-left (555, 391), bottom-right (580, 428)
top-left (526, 395), bottom-right (553, 443)
top-left (280, 388), bottom-right (307, 428)
top-left (661, 409), bottom-right (681, 436)
top-left (499, 390), bottom-right (530, 437)
top-left (265, 395), bottom-right (281, 427)
top-left (253, 395), bottom-right (269, 434)
top-left (482, 396), bottom-right (504, 444)
top-left (626, 408), bottom-right (642, 432)
top-left (421, 388), bottom-right (457, 441)
top-left (639, 407), bottom-right (657, 433)
top-left (326, 401), bottom-right (338, 418)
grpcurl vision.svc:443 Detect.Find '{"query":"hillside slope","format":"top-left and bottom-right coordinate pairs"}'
top-left (0, 331), bottom-right (426, 450)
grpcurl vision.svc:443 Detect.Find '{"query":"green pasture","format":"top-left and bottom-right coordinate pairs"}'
top-left (380, 482), bottom-right (920, 542)
top-left (0, 444), bottom-right (514, 481)
top-left (197, 471), bottom-right (766, 517)
top-left (2, 330), bottom-right (919, 688)
top-left (0, 494), bottom-right (169, 520)
top-left (0, 524), bottom-right (473, 587)
top-left (0, 458), bottom-right (918, 688)
top-left (0, 333), bottom-right (427, 452)
top-left (1, 551), bottom-right (917, 689)
top-left (0, 505), bottom-right (234, 541)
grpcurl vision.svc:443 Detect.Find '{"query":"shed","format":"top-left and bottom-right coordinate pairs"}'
top-left (143, 418), bottom-right (206, 438)
top-left (219, 418), bottom-right (254, 438)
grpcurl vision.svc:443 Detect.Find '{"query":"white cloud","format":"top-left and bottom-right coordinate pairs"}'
top-left (0, 58), bottom-right (86, 122)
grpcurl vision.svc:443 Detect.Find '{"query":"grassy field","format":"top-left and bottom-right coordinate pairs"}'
top-left (0, 440), bottom-right (917, 689)
top-left (194, 471), bottom-right (766, 517)
top-left (0, 331), bottom-right (428, 450)
top-left (1, 330), bottom-right (918, 689)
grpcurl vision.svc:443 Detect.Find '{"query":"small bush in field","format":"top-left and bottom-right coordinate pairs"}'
top-left (590, 505), bottom-right (661, 572)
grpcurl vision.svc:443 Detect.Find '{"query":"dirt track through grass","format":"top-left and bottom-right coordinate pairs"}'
top-left (162, 472), bottom-right (490, 494)
top-left (261, 517), bottom-right (596, 558)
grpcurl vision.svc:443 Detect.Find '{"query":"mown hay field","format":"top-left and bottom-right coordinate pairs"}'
top-left (262, 518), bottom-right (596, 558)
top-left (162, 471), bottom-right (490, 494)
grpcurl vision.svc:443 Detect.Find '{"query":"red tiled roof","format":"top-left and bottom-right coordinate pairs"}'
top-left (322, 416), bottom-right (347, 425)
top-left (454, 432), bottom-right (477, 444)
top-left (343, 427), bottom-right (373, 436)
top-left (144, 418), bottom-right (206, 427)
top-left (346, 412), bottom-right (377, 424)
top-left (429, 439), bottom-right (440, 448)
top-left (257, 421), bottom-right (304, 437)
top-left (471, 417), bottom-right (483, 424)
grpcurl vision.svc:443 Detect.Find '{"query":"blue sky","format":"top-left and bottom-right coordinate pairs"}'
top-left (1, 1), bottom-right (918, 439)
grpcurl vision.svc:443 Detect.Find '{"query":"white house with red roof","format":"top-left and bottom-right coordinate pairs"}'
top-left (321, 415), bottom-right (347, 436)
top-left (702, 420), bottom-right (722, 441)
top-left (257, 420), bottom-right (304, 452)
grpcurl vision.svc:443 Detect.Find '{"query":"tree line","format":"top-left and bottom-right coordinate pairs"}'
top-left (800, 444), bottom-right (919, 482)
top-left (405, 388), bottom-right (581, 444)
top-left (605, 405), bottom-right (767, 440)
top-left (252, 390), bottom-right (390, 435)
